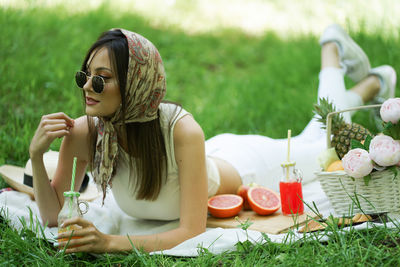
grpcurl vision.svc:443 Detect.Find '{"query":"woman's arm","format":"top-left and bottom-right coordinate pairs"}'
top-left (30, 114), bottom-right (90, 226)
top-left (57, 114), bottom-right (209, 253)
top-left (115, 114), bottom-right (208, 251)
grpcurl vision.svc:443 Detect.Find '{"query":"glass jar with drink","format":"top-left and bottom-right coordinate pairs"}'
top-left (57, 191), bottom-right (88, 246)
top-left (279, 161), bottom-right (304, 216)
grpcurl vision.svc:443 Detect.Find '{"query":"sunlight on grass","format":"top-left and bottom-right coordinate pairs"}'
top-left (1, 0), bottom-right (399, 38)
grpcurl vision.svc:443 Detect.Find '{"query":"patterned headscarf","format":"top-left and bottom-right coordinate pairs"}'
top-left (92, 29), bottom-right (166, 204)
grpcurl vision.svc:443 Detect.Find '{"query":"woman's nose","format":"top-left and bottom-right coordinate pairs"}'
top-left (82, 76), bottom-right (93, 92)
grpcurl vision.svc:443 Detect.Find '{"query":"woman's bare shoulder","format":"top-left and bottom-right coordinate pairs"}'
top-left (173, 115), bottom-right (204, 146)
top-left (70, 115), bottom-right (90, 136)
top-left (61, 115), bottom-right (92, 160)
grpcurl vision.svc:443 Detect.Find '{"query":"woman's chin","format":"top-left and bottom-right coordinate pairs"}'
top-left (85, 107), bottom-right (115, 118)
top-left (85, 107), bottom-right (100, 117)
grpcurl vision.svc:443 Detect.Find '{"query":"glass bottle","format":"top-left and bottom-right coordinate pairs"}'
top-left (279, 161), bottom-right (304, 215)
top-left (57, 191), bottom-right (88, 243)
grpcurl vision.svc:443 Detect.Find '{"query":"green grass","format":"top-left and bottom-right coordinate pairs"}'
top-left (1, 2), bottom-right (400, 265)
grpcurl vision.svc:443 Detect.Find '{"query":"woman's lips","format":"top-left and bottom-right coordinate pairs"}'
top-left (86, 97), bottom-right (100, 105)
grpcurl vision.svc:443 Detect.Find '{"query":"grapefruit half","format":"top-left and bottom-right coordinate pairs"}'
top-left (247, 186), bottom-right (280, 215)
top-left (236, 184), bottom-right (251, 210)
top-left (236, 182), bottom-right (258, 210)
top-left (208, 194), bottom-right (243, 218)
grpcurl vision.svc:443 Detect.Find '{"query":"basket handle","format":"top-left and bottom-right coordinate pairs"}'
top-left (326, 104), bottom-right (382, 148)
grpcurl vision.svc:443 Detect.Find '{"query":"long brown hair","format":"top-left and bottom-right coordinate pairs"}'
top-left (82, 30), bottom-right (170, 201)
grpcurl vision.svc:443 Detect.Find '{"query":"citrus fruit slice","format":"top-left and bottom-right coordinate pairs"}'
top-left (236, 183), bottom-right (258, 210)
top-left (247, 186), bottom-right (280, 215)
top-left (326, 160), bottom-right (344, 172)
top-left (208, 194), bottom-right (243, 218)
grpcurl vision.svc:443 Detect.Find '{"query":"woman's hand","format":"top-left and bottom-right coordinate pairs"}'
top-left (29, 112), bottom-right (74, 158)
top-left (56, 217), bottom-right (110, 254)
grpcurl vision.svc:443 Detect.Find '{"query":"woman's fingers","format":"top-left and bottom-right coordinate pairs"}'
top-left (57, 237), bottom-right (93, 254)
top-left (39, 123), bottom-right (71, 140)
top-left (43, 112), bottom-right (73, 120)
top-left (57, 225), bottom-right (95, 240)
top-left (56, 234), bottom-right (92, 252)
top-left (56, 217), bottom-right (108, 254)
top-left (47, 129), bottom-right (71, 139)
top-left (61, 217), bottom-right (92, 228)
top-left (39, 114), bottom-right (74, 137)
top-left (41, 117), bottom-right (74, 128)
top-left (56, 231), bottom-right (107, 254)
top-left (42, 112), bottom-right (74, 126)
top-left (63, 244), bottom-right (91, 254)
top-left (57, 228), bottom-right (91, 242)
top-left (29, 113), bottom-right (75, 157)
top-left (43, 123), bottom-right (71, 132)
top-left (40, 119), bottom-right (71, 126)
top-left (42, 122), bottom-right (70, 131)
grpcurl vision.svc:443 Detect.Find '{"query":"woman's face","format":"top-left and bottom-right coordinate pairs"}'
top-left (83, 47), bottom-right (122, 118)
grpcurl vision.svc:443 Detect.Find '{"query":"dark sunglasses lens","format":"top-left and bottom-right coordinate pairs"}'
top-left (92, 76), bottom-right (104, 93)
top-left (75, 71), bottom-right (86, 88)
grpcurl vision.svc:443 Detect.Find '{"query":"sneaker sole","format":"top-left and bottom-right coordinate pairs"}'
top-left (320, 24), bottom-right (370, 83)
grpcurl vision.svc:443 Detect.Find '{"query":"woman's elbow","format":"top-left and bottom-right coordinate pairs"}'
top-left (41, 216), bottom-right (58, 228)
top-left (184, 224), bottom-right (206, 239)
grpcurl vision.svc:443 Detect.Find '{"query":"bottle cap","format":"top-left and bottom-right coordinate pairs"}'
top-left (63, 191), bottom-right (81, 197)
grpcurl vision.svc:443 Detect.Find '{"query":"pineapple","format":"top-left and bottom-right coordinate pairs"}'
top-left (313, 98), bottom-right (372, 159)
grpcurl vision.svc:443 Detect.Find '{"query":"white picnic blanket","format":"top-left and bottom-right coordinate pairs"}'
top-left (0, 179), bottom-right (395, 256)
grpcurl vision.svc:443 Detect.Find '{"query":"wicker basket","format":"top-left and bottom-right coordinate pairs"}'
top-left (315, 104), bottom-right (400, 215)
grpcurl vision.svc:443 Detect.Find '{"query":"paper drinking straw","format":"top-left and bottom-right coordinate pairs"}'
top-left (69, 197), bottom-right (73, 220)
top-left (69, 157), bottom-right (77, 219)
top-left (71, 157), bottom-right (77, 191)
top-left (287, 129), bottom-right (291, 162)
top-left (286, 129), bottom-right (291, 180)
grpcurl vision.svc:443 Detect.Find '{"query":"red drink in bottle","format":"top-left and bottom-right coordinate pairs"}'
top-left (279, 161), bottom-right (304, 216)
top-left (279, 180), bottom-right (304, 215)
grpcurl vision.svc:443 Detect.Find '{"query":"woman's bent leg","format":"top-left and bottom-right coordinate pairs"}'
top-left (206, 25), bottom-right (384, 194)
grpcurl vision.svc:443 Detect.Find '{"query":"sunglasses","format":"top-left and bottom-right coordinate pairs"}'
top-left (75, 71), bottom-right (105, 94)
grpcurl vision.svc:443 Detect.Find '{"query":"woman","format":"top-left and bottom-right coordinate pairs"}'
top-left (29, 25), bottom-right (395, 253)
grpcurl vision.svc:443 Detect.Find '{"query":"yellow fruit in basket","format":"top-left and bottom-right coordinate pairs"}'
top-left (318, 147), bottom-right (340, 170)
top-left (326, 160), bottom-right (344, 172)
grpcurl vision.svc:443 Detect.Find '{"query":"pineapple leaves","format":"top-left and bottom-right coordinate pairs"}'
top-left (313, 97), bottom-right (343, 131)
top-left (350, 135), bottom-right (373, 151)
top-left (363, 174), bottom-right (371, 186)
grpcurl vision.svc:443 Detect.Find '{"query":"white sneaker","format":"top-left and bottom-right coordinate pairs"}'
top-left (320, 24), bottom-right (371, 83)
top-left (369, 65), bottom-right (396, 103)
